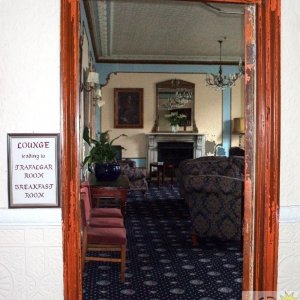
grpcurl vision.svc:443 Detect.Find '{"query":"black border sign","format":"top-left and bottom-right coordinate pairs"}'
top-left (7, 133), bottom-right (60, 208)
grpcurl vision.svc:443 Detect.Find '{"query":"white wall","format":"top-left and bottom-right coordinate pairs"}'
top-left (278, 0), bottom-right (300, 294)
top-left (0, 1), bottom-right (63, 299)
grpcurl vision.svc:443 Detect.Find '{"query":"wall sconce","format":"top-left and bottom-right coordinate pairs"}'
top-left (81, 70), bottom-right (100, 92)
top-left (232, 117), bottom-right (245, 148)
top-left (81, 69), bottom-right (105, 108)
top-left (93, 88), bottom-right (105, 108)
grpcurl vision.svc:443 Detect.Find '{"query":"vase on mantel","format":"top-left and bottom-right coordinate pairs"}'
top-left (171, 124), bottom-right (179, 133)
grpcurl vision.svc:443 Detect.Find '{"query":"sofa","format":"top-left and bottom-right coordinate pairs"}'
top-left (177, 156), bottom-right (244, 242)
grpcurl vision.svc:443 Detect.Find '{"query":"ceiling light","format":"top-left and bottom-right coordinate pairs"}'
top-left (206, 39), bottom-right (244, 90)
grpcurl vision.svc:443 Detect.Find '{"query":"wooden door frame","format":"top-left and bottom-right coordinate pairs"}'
top-left (61, 0), bottom-right (280, 299)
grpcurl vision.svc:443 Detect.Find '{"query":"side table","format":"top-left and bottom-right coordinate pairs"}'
top-left (88, 174), bottom-right (130, 215)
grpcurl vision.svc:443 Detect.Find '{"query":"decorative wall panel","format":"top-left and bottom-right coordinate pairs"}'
top-left (278, 219), bottom-right (300, 293)
top-left (0, 225), bottom-right (63, 300)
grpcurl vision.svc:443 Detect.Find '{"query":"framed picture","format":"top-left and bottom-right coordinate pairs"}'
top-left (114, 88), bottom-right (143, 128)
top-left (7, 133), bottom-right (60, 208)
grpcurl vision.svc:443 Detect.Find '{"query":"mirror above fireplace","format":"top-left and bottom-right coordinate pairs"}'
top-left (153, 79), bottom-right (198, 132)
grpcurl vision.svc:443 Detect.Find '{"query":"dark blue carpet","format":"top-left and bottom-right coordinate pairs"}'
top-left (82, 184), bottom-right (242, 300)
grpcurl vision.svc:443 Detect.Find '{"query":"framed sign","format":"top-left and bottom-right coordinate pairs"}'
top-left (114, 88), bottom-right (143, 128)
top-left (7, 133), bottom-right (60, 208)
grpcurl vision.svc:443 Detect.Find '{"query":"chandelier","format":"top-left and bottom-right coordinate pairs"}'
top-left (206, 40), bottom-right (244, 90)
top-left (163, 79), bottom-right (193, 110)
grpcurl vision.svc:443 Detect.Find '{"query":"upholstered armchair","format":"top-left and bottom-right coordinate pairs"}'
top-left (112, 146), bottom-right (148, 192)
top-left (177, 156), bottom-right (244, 242)
top-left (119, 159), bottom-right (148, 192)
top-left (176, 156), bottom-right (228, 197)
top-left (229, 146), bottom-right (245, 157)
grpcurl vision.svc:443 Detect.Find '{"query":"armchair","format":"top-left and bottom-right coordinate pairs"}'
top-left (183, 174), bottom-right (243, 242)
top-left (119, 159), bottom-right (148, 192)
top-left (177, 156), bottom-right (244, 242)
top-left (176, 156), bottom-right (227, 197)
top-left (112, 145), bottom-right (148, 192)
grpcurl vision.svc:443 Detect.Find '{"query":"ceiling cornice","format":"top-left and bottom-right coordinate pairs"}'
top-left (96, 59), bottom-right (242, 65)
top-left (96, 1), bottom-right (109, 57)
top-left (84, 0), bottom-right (244, 64)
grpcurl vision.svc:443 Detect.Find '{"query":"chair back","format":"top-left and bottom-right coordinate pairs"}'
top-left (79, 199), bottom-right (87, 227)
top-left (80, 187), bottom-right (91, 225)
top-left (79, 192), bottom-right (88, 271)
top-left (81, 181), bottom-right (94, 207)
top-left (229, 146), bottom-right (245, 157)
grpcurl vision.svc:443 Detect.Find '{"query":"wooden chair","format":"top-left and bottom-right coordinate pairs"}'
top-left (80, 187), bottom-right (124, 228)
top-left (80, 197), bottom-right (127, 282)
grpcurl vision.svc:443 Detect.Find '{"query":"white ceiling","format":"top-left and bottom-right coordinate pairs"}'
top-left (83, 0), bottom-right (245, 63)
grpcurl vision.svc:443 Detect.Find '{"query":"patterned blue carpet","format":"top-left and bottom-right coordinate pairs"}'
top-left (82, 184), bottom-right (242, 300)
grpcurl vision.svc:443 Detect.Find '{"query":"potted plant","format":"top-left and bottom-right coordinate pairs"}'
top-left (164, 112), bottom-right (187, 132)
top-left (83, 127), bottom-right (127, 181)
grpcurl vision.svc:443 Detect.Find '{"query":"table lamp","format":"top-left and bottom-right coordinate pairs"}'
top-left (232, 117), bottom-right (245, 148)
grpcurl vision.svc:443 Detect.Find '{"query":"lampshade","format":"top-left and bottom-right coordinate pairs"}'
top-left (232, 117), bottom-right (245, 134)
top-left (97, 99), bottom-right (105, 108)
top-left (94, 88), bottom-right (102, 99)
top-left (86, 71), bottom-right (99, 85)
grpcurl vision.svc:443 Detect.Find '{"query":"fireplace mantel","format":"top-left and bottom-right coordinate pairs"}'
top-left (145, 132), bottom-right (205, 170)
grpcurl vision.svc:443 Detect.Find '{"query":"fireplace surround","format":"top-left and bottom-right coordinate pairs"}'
top-left (146, 133), bottom-right (205, 171)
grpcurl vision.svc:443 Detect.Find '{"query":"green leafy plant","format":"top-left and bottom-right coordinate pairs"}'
top-left (164, 112), bottom-right (187, 126)
top-left (83, 127), bottom-right (126, 166)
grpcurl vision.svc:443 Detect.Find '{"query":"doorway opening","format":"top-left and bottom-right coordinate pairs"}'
top-left (60, 1), bottom-right (280, 299)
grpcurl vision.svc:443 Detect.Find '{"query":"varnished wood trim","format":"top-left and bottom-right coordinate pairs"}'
top-left (242, 5), bottom-right (256, 294)
top-left (180, 0), bottom-right (261, 3)
top-left (254, 0), bottom-right (280, 292)
top-left (61, 0), bottom-right (82, 299)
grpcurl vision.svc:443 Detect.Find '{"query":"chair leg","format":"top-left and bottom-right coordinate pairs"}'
top-left (170, 166), bottom-right (174, 186)
top-left (192, 232), bottom-right (199, 246)
top-left (120, 244), bottom-right (126, 283)
top-left (81, 229), bottom-right (88, 271)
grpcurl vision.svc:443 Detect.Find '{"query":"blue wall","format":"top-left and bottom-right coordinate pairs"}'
top-left (96, 63), bottom-right (239, 88)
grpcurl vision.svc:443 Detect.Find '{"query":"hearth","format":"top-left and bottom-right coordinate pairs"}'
top-left (157, 142), bottom-right (193, 167)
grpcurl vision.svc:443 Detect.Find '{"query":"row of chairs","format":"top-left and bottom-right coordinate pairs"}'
top-left (80, 185), bottom-right (127, 282)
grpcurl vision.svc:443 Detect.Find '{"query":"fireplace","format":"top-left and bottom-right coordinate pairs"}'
top-left (146, 133), bottom-right (205, 171)
top-left (157, 142), bottom-right (193, 167)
